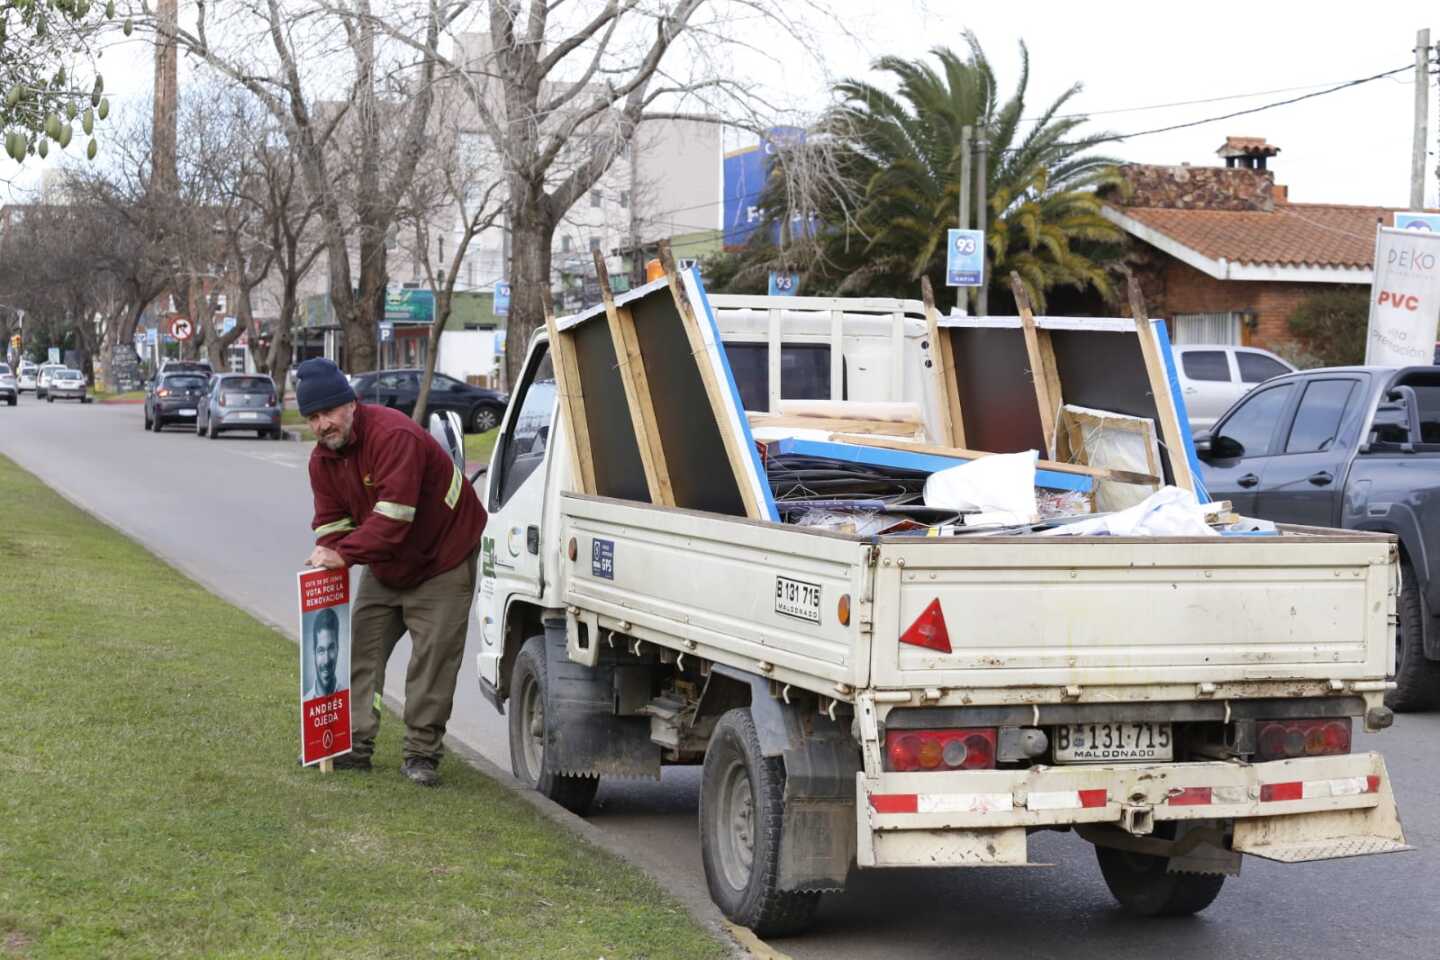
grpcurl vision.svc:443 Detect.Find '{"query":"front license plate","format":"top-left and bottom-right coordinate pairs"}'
top-left (179, 408), bottom-right (197, 416)
top-left (774, 576), bottom-right (821, 623)
top-left (1053, 723), bottom-right (1173, 763)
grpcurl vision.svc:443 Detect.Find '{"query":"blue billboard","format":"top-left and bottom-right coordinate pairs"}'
top-left (722, 127), bottom-right (814, 251)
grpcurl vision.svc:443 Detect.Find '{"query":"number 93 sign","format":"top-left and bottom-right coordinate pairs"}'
top-left (946, 228), bottom-right (985, 288)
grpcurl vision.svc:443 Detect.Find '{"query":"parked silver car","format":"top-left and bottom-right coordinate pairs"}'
top-left (0, 363), bottom-right (16, 406)
top-left (34, 362), bottom-right (65, 399)
top-left (47, 368), bottom-right (90, 402)
top-left (196, 373), bottom-right (282, 439)
top-left (1173, 345), bottom-right (1295, 432)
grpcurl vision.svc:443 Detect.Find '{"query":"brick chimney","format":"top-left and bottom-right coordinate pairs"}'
top-left (1217, 135), bottom-right (1280, 171)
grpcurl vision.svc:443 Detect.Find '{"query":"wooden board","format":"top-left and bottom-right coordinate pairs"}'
top-left (921, 276), bottom-right (964, 447)
top-left (595, 251), bottom-right (675, 507)
top-left (1125, 274), bottom-right (1196, 493)
top-left (566, 317), bottom-right (652, 502)
top-left (544, 299), bottom-right (595, 495)
top-left (1010, 273), bottom-right (1061, 458)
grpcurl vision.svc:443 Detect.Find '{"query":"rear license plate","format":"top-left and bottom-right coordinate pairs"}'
top-left (179, 408), bottom-right (197, 416)
top-left (774, 576), bottom-right (821, 623)
top-left (238, 412), bottom-right (260, 420)
top-left (1053, 723), bottom-right (1173, 763)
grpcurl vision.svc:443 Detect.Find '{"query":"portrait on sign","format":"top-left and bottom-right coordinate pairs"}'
top-left (301, 603), bottom-right (351, 702)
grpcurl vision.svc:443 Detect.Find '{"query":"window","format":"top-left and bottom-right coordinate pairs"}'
top-left (1182, 350), bottom-right (1231, 383)
top-left (1173, 312), bottom-right (1240, 345)
top-left (1286, 380), bottom-right (1355, 453)
top-left (1237, 352), bottom-right (1290, 384)
top-left (494, 347), bottom-right (556, 509)
top-left (619, 191), bottom-right (630, 209)
top-left (589, 237), bottom-right (601, 254)
top-left (1217, 383), bottom-right (1294, 457)
top-left (224, 377), bottom-right (272, 392)
top-left (723, 343), bottom-right (767, 411)
top-left (431, 374), bottom-right (464, 393)
top-left (590, 191), bottom-right (601, 209)
top-left (378, 372), bottom-right (416, 392)
top-left (438, 236), bottom-right (446, 264)
top-left (561, 236), bottom-right (573, 253)
top-left (780, 345), bottom-right (832, 401)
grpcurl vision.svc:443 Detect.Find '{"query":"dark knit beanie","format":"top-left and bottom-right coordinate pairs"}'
top-left (295, 358), bottom-right (356, 416)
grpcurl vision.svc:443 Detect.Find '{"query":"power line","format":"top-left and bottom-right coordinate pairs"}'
top-left (1100, 64), bottom-right (1414, 143)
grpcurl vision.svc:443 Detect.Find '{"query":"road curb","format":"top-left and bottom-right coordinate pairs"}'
top-left (431, 704), bottom-right (751, 960)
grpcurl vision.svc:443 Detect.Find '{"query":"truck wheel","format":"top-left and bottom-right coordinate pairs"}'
top-left (1387, 561), bottom-right (1440, 711)
top-left (1094, 823), bottom-right (1226, 917)
top-left (700, 708), bottom-right (821, 938)
top-left (508, 636), bottom-right (599, 814)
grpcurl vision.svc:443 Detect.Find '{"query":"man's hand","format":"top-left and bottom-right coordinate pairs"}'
top-left (306, 546), bottom-right (347, 570)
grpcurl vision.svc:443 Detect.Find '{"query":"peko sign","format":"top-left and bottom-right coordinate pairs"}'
top-left (298, 567), bottom-right (353, 766)
top-left (1366, 226), bottom-right (1440, 366)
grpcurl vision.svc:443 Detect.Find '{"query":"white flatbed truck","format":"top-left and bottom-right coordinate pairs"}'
top-left (474, 297), bottom-right (1408, 936)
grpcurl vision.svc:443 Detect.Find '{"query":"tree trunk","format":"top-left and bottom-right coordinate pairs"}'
top-left (506, 207), bottom-right (554, 386)
top-left (344, 225), bottom-right (385, 375)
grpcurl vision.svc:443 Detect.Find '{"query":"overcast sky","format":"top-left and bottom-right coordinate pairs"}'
top-left (4, 1), bottom-right (1438, 208)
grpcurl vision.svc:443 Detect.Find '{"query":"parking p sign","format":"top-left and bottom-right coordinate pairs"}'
top-left (946, 229), bottom-right (985, 287)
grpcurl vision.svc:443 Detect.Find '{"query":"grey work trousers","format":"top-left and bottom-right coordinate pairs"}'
top-left (348, 551), bottom-right (477, 762)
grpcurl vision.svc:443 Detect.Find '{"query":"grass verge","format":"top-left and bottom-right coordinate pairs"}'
top-left (465, 429), bottom-right (499, 466)
top-left (91, 389), bottom-right (146, 404)
top-left (0, 455), bottom-right (726, 960)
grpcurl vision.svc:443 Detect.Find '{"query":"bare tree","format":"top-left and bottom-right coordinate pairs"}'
top-left (142, 0), bottom-right (460, 373)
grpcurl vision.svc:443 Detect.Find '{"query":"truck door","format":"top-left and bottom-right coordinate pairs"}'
top-left (1253, 376), bottom-right (1363, 527)
top-left (476, 341), bottom-right (556, 685)
top-left (1198, 380), bottom-right (1297, 513)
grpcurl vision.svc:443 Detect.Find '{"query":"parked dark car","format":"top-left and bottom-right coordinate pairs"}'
top-left (197, 373), bottom-right (282, 440)
top-left (349, 369), bottom-right (507, 433)
top-left (1196, 365), bottom-right (1440, 711)
top-left (144, 373), bottom-right (210, 432)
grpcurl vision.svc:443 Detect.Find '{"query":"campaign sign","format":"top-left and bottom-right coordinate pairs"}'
top-left (298, 568), bottom-right (352, 766)
top-left (946, 229), bottom-right (985, 287)
top-left (1394, 211), bottom-right (1440, 232)
top-left (493, 281), bottom-right (511, 317)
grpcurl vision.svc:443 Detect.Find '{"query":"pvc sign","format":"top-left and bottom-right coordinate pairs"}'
top-left (145, 328), bottom-right (157, 346)
top-left (47, 347), bottom-right (60, 364)
top-left (298, 567), bottom-right (353, 766)
top-left (1365, 226), bottom-right (1440, 366)
top-left (1394, 211), bottom-right (1440, 232)
top-left (768, 271), bottom-right (799, 296)
top-left (493, 281), bottom-right (511, 317)
top-left (946, 229), bottom-right (985, 287)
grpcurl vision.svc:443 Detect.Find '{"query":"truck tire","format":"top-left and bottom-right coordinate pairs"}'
top-left (700, 708), bottom-right (821, 938)
top-left (1387, 561), bottom-right (1440, 711)
top-left (1094, 823), bottom-right (1226, 917)
top-left (508, 636), bottom-right (599, 814)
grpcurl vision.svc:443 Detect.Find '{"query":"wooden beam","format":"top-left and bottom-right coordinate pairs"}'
top-left (920, 276), bottom-right (965, 447)
top-left (1124, 271), bottom-right (1196, 493)
top-left (830, 433), bottom-right (1162, 486)
top-left (657, 240), bottom-right (766, 520)
top-left (594, 251), bottom-right (675, 506)
top-left (1010, 272), bottom-right (1062, 459)
top-left (747, 413), bottom-right (924, 437)
top-left (542, 289), bottom-right (596, 495)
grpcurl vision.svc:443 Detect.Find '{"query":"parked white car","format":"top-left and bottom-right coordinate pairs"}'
top-left (1173, 345), bottom-right (1294, 432)
top-left (35, 362), bottom-right (66, 400)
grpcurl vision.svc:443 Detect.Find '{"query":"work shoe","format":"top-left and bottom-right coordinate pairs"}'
top-left (332, 753), bottom-right (372, 771)
top-left (401, 756), bottom-right (441, 787)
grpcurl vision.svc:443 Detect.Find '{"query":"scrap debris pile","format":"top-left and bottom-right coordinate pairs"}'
top-left (545, 252), bottom-right (1270, 539)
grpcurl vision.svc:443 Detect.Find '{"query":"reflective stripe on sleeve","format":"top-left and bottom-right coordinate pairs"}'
top-left (314, 517), bottom-right (356, 537)
top-left (444, 465), bottom-right (462, 510)
top-left (374, 500), bottom-right (417, 522)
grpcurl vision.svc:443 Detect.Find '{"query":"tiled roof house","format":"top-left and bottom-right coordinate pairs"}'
top-left (1101, 137), bottom-right (1414, 350)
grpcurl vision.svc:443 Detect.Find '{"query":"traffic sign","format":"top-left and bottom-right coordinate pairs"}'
top-left (493, 281), bottom-right (511, 317)
top-left (768, 271), bottom-right (799, 296)
top-left (379, 322), bottom-right (394, 342)
top-left (946, 228), bottom-right (985, 287)
top-left (170, 317), bottom-right (193, 341)
top-left (47, 347), bottom-right (60, 364)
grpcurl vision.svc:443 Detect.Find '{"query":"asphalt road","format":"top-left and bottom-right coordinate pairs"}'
top-left (3, 398), bottom-right (1437, 960)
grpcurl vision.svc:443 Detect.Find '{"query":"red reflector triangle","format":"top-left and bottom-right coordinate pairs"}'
top-left (900, 598), bottom-right (951, 653)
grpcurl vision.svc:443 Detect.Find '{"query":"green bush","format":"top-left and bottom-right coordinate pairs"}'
top-left (1287, 287), bottom-right (1371, 367)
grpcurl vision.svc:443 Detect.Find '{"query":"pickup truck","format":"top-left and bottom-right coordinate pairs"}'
top-left (475, 291), bottom-right (1408, 937)
top-left (1197, 364), bottom-right (1440, 712)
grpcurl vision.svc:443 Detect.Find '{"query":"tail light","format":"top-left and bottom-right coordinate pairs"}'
top-left (219, 393), bottom-right (228, 407)
top-left (157, 388), bottom-right (171, 398)
top-left (899, 598), bottom-right (951, 653)
top-left (268, 394), bottom-right (277, 406)
top-left (1255, 718), bottom-right (1351, 761)
top-left (885, 728), bottom-right (996, 771)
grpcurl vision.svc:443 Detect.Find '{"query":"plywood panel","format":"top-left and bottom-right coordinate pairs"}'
top-left (568, 318), bottom-right (652, 502)
top-left (945, 326), bottom-right (1047, 454)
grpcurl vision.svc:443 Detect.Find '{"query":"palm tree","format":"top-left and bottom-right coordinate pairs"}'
top-left (758, 35), bottom-right (1125, 311)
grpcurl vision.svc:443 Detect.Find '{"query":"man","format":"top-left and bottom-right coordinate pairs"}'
top-left (303, 608), bottom-right (341, 701)
top-left (298, 357), bottom-right (487, 786)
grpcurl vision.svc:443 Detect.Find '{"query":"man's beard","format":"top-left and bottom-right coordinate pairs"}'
top-left (319, 429), bottom-right (349, 451)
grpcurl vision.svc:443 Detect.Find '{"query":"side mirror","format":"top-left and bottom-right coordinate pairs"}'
top-left (1210, 434), bottom-right (1246, 459)
top-left (1192, 432), bottom-right (1213, 458)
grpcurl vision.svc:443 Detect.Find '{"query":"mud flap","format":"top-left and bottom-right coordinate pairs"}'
top-left (541, 621), bottom-right (661, 779)
top-left (1232, 762), bottom-right (1411, 863)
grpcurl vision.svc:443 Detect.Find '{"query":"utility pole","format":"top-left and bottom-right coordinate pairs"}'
top-left (959, 125), bottom-right (972, 232)
top-left (1412, 28), bottom-right (1431, 210)
top-left (974, 130), bottom-right (989, 316)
